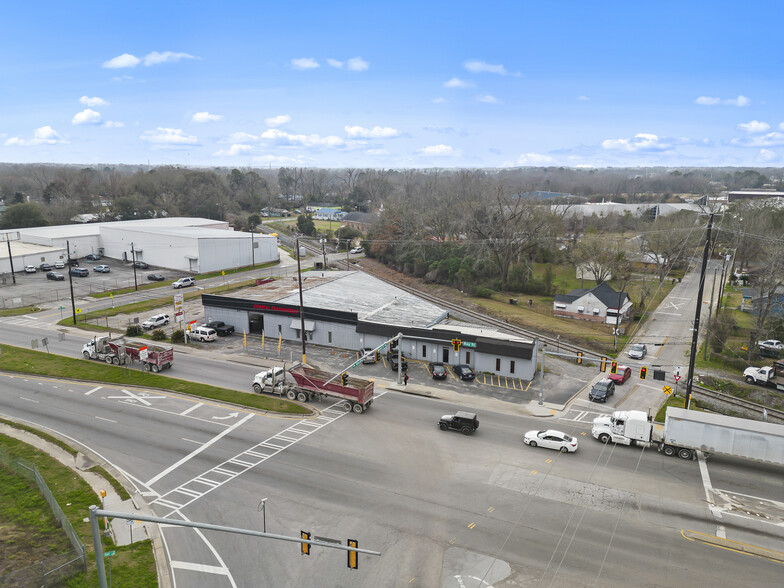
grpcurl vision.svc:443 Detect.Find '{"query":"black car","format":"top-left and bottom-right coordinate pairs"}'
top-left (428, 362), bottom-right (448, 379)
top-left (133, 261), bottom-right (149, 269)
top-left (589, 378), bottom-right (615, 403)
top-left (46, 271), bottom-right (65, 281)
top-left (70, 267), bottom-right (89, 277)
top-left (438, 411), bottom-right (479, 435)
top-left (453, 364), bottom-right (475, 380)
top-left (205, 321), bottom-right (235, 336)
top-left (147, 273), bottom-right (165, 281)
top-left (69, 259), bottom-right (79, 266)
top-left (39, 263), bottom-right (52, 271)
top-left (387, 350), bottom-right (408, 371)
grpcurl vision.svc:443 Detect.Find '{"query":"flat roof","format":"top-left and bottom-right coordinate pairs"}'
top-left (0, 241), bottom-right (64, 260)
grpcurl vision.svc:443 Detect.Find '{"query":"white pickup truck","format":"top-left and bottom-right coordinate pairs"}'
top-left (743, 364), bottom-right (784, 391)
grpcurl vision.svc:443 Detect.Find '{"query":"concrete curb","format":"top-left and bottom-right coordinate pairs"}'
top-left (682, 529), bottom-right (784, 563)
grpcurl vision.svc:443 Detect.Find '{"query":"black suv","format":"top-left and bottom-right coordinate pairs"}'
top-left (589, 378), bottom-right (615, 403)
top-left (205, 321), bottom-right (235, 336)
top-left (387, 350), bottom-right (408, 371)
top-left (438, 411), bottom-right (479, 435)
top-left (453, 364), bottom-right (475, 380)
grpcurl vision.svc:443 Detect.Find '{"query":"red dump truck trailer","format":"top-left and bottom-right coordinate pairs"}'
top-left (252, 365), bottom-right (374, 413)
top-left (82, 336), bottom-right (174, 372)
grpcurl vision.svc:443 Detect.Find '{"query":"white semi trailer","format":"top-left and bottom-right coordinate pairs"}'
top-left (592, 407), bottom-right (784, 464)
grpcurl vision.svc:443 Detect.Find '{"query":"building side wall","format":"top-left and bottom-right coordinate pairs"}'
top-left (100, 227), bottom-right (197, 271)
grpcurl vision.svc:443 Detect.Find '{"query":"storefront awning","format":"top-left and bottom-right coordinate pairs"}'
top-left (290, 318), bottom-right (315, 331)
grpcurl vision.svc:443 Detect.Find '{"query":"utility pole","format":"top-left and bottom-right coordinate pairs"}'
top-left (685, 213), bottom-right (713, 410)
top-left (67, 240), bottom-right (77, 325)
top-left (3, 233), bottom-right (16, 284)
top-left (251, 229), bottom-right (256, 269)
top-left (704, 268), bottom-right (718, 360)
top-left (130, 242), bottom-right (138, 291)
top-left (321, 238), bottom-right (327, 269)
top-left (295, 236), bottom-right (307, 364)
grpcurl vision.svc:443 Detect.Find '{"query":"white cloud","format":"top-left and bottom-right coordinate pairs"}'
top-left (103, 53), bottom-right (141, 69)
top-left (144, 51), bottom-right (196, 66)
top-left (695, 94), bottom-right (750, 106)
top-left (477, 94), bottom-right (501, 104)
top-left (213, 144), bottom-right (253, 157)
top-left (291, 57), bottom-right (320, 70)
top-left (463, 60), bottom-right (507, 75)
top-left (577, 95), bottom-right (589, 101)
top-left (417, 144), bottom-right (457, 156)
top-left (192, 111), bottom-right (223, 123)
top-left (103, 121), bottom-right (124, 128)
top-left (80, 96), bottom-right (107, 107)
top-left (444, 77), bottom-right (474, 89)
top-left (516, 153), bottom-right (554, 165)
top-left (221, 131), bottom-right (258, 143)
top-left (265, 114), bottom-right (291, 127)
top-left (261, 128), bottom-right (344, 147)
top-left (737, 120), bottom-right (770, 133)
top-left (730, 132), bottom-right (784, 147)
top-left (757, 149), bottom-right (778, 163)
top-left (327, 59), bottom-right (343, 68)
top-left (4, 126), bottom-right (67, 146)
top-left (346, 57), bottom-right (369, 71)
top-left (139, 127), bottom-right (198, 148)
top-left (366, 148), bottom-right (390, 155)
top-left (344, 125), bottom-right (399, 138)
top-left (601, 133), bottom-right (669, 152)
top-left (432, 97), bottom-right (447, 104)
top-left (72, 109), bottom-right (102, 125)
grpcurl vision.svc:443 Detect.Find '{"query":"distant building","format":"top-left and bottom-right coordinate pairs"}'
top-left (341, 211), bottom-right (375, 234)
top-left (553, 282), bottom-right (632, 324)
top-left (313, 207), bottom-right (346, 221)
top-left (725, 190), bottom-right (784, 202)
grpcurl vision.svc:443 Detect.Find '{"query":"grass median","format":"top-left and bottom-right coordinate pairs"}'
top-left (0, 344), bottom-right (309, 415)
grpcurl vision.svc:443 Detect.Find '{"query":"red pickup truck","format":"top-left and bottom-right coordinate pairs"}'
top-left (608, 365), bottom-right (632, 384)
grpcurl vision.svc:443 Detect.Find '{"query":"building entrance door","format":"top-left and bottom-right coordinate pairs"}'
top-left (442, 347), bottom-right (450, 363)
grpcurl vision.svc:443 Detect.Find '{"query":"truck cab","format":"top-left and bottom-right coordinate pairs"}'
top-left (253, 367), bottom-right (286, 393)
top-left (592, 410), bottom-right (653, 445)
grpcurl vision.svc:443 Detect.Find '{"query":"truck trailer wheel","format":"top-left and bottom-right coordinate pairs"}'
top-left (598, 433), bottom-right (610, 444)
top-left (678, 448), bottom-right (693, 460)
top-left (297, 392), bottom-right (308, 403)
top-left (151, 364), bottom-right (160, 373)
top-left (662, 445), bottom-right (676, 457)
top-left (83, 351), bottom-right (91, 359)
top-left (352, 403), bottom-right (363, 414)
top-left (286, 390), bottom-right (297, 401)
top-left (343, 401), bottom-right (352, 412)
top-left (253, 383), bottom-right (262, 394)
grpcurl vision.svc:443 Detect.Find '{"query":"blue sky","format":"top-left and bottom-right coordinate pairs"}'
top-left (2, 1), bottom-right (784, 169)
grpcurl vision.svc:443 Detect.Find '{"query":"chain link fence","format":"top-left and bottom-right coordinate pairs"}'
top-left (0, 448), bottom-right (87, 587)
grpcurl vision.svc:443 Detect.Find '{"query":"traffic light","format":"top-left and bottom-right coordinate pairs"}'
top-left (640, 366), bottom-right (648, 380)
top-left (341, 373), bottom-right (348, 386)
top-left (610, 361), bottom-right (618, 374)
top-left (600, 356), bottom-right (607, 372)
top-left (451, 338), bottom-right (461, 352)
top-left (374, 350), bottom-right (380, 362)
top-left (301, 531), bottom-right (311, 555)
top-left (347, 538), bottom-right (358, 569)
top-left (390, 338), bottom-right (398, 351)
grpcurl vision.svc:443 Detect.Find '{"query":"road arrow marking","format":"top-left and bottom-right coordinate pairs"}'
top-left (211, 412), bottom-right (239, 420)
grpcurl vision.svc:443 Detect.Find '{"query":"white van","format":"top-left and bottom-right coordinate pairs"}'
top-left (192, 326), bottom-right (217, 342)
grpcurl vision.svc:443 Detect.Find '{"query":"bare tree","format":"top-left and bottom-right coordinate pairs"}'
top-left (640, 211), bottom-right (701, 284)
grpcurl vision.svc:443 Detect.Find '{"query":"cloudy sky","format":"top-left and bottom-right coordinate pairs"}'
top-left (2, 1), bottom-right (783, 169)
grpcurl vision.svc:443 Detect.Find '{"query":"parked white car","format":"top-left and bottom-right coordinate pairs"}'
top-left (142, 314), bottom-right (170, 330)
top-left (173, 277), bottom-right (195, 289)
top-left (191, 326), bottom-right (217, 342)
top-left (758, 339), bottom-right (784, 351)
top-left (24, 265), bottom-right (36, 273)
top-left (350, 246), bottom-right (363, 254)
top-left (54, 260), bottom-right (65, 269)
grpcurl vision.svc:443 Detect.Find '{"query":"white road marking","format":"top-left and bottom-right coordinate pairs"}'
top-left (170, 561), bottom-right (231, 574)
top-left (84, 386), bottom-right (102, 396)
top-left (181, 438), bottom-right (202, 444)
top-left (106, 388), bottom-right (164, 406)
top-left (211, 411), bottom-right (239, 420)
top-left (697, 451), bottom-right (726, 538)
top-left (179, 402), bottom-right (203, 416)
top-left (145, 413), bottom-right (255, 486)
top-left (19, 397), bottom-right (39, 403)
top-left (95, 416), bottom-right (117, 423)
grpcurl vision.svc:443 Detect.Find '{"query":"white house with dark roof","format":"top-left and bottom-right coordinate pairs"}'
top-left (553, 282), bottom-right (632, 324)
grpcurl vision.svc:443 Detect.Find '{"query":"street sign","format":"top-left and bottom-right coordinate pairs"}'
top-left (673, 374), bottom-right (681, 382)
top-left (104, 551), bottom-right (116, 557)
top-left (462, 341), bottom-right (477, 348)
top-left (75, 308), bottom-right (81, 314)
top-left (663, 386), bottom-right (673, 395)
top-left (350, 360), bottom-right (362, 369)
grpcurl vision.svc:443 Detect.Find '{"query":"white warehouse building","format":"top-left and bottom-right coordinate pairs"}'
top-left (1, 217), bottom-right (277, 274)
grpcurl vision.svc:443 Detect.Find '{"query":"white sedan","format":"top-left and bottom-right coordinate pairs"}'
top-left (523, 429), bottom-right (578, 453)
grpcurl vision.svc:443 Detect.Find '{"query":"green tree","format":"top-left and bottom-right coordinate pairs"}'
top-left (296, 214), bottom-right (316, 236)
top-left (0, 202), bottom-right (48, 229)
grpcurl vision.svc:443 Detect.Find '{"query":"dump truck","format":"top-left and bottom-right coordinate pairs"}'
top-left (252, 365), bottom-right (374, 414)
top-left (82, 335), bottom-right (174, 372)
top-left (592, 407), bottom-right (784, 464)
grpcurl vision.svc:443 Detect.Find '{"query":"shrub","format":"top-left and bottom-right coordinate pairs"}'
top-left (125, 325), bottom-right (142, 336)
top-left (151, 329), bottom-right (167, 341)
top-left (474, 286), bottom-right (495, 298)
top-left (171, 329), bottom-right (185, 344)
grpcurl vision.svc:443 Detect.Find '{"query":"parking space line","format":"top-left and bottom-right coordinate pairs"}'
top-left (180, 402), bottom-right (204, 416)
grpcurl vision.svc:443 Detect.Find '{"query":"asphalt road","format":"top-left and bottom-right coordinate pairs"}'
top-left (1, 372), bottom-right (782, 587)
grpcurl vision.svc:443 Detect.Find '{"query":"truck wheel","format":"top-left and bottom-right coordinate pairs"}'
top-left (663, 445), bottom-right (676, 457)
top-left (286, 390), bottom-right (296, 401)
top-left (105, 356), bottom-right (113, 364)
top-left (151, 364), bottom-right (160, 373)
top-left (144, 364), bottom-right (151, 371)
top-left (352, 403), bottom-right (364, 414)
top-left (745, 376), bottom-right (755, 384)
top-left (461, 427), bottom-right (472, 435)
top-left (297, 392), bottom-right (308, 403)
top-left (678, 448), bottom-right (693, 460)
top-left (439, 423), bottom-right (448, 431)
top-left (253, 383), bottom-right (262, 394)
top-left (83, 351), bottom-right (91, 359)
top-left (598, 433), bottom-right (610, 444)
top-left (112, 357), bottom-right (120, 365)
top-left (343, 401), bottom-right (352, 412)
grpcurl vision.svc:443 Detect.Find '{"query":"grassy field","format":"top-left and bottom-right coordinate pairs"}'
top-left (0, 343), bottom-right (310, 415)
top-left (0, 306), bottom-right (41, 317)
top-left (0, 434), bottom-right (156, 587)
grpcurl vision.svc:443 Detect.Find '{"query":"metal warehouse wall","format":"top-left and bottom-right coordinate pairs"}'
top-left (100, 227), bottom-right (198, 271)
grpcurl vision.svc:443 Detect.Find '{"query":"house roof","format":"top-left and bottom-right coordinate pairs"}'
top-left (342, 212), bottom-right (374, 223)
top-left (554, 282), bottom-right (629, 308)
